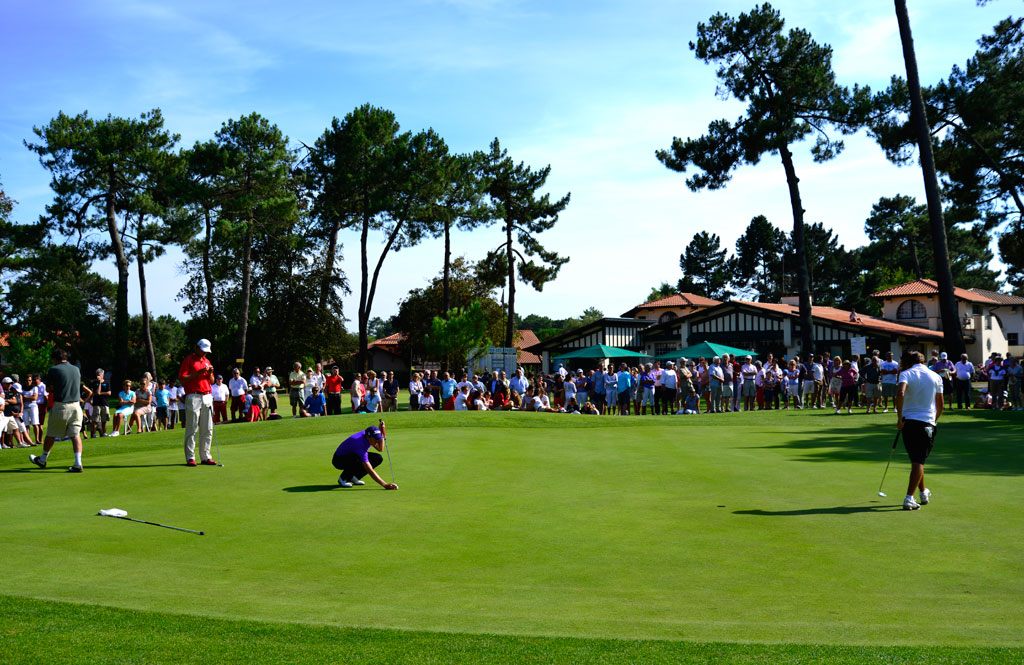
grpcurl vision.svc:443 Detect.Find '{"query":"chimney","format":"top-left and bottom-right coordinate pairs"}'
top-left (780, 294), bottom-right (811, 307)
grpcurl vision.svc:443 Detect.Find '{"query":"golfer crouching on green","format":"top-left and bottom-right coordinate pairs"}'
top-left (332, 426), bottom-right (398, 489)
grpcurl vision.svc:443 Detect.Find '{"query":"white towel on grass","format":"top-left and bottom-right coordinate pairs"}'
top-left (98, 508), bottom-right (128, 517)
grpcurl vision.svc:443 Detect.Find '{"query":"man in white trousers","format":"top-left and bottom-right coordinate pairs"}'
top-left (178, 339), bottom-right (217, 466)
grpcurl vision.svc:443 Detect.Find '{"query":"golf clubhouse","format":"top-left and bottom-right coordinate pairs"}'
top-left (525, 292), bottom-right (946, 373)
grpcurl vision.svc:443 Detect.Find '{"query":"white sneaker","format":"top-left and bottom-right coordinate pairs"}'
top-left (110, 431), bottom-right (120, 437)
top-left (883, 408), bottom-right (889, 413)
top-left (834, 409), bottom-right (840, 415)
top-left (847, 408), bottom-right (852, 414)
top-left (919, 488), bottom-right (931, 505)
top-left (903, 496), bottom-right (921, 511)
top-left (349, 477), bottom-right (365, 486)
top-left (337, 476), bottom-right (352, 488)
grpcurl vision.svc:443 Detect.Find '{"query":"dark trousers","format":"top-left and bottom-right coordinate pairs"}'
top-left (954, 378), bottom-right (971, 409)
top-left (326, 393), bottom-right (342, 415)
top-left (653, 387), bottom-right (665, 414)
top-left (659, 387), bottom-right (674, 415)
top-left (332, 451), bottom-right (383, 479)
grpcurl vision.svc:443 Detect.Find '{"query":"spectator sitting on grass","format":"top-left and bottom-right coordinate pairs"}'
top-left (565, 397), bottom-right (581, 413)
top-left (419, 390), bottom-right (435, 410)
top-left (244, 388), bottom-right (260, 422)
top-left (301, 386), bottom-right (326, 417)
top-left (582, 401), bottom-right (599, 415)
top-left (677, 389), bottom-right (699, 415)
top-left (505, 389), bottom-right (522, 411)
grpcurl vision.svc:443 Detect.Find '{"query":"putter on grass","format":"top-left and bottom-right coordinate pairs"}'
top-left (98, 508), bottom-right (204, 535)
top-left (877, 430), bottom-right (901, 497)
top-left (380, 418), bottom-right (395, 484)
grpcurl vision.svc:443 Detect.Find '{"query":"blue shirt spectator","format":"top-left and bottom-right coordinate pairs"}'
top-left (509, 370), bottom-right (528, 396)
top-left (303, 391), bottom-right (326, 416)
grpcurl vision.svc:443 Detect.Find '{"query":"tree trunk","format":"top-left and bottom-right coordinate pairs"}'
top-left (105, 174), bottom-right (130, 388)
top-left (443, 218), bottom-right (451, 317)
top-left (357, 211), bottom-right (370, 372)
top-left (319, 216), bottom-right (341, 314)
top-left (778, 144), bottom-right (814, 354)
top-left (895, 0), bottom-right (965, 356)
top-left (136, 213), bottom-right (158, 380)
top-left (203, 208), bottom-right (215, 321)
top-left (504, 221), bottom-right (515, 348)
top-left (908, 236), bottom-right (923, 278)
top-left (237, 225), bottom-right (253, 365)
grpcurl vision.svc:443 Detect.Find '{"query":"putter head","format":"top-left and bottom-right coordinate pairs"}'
top-left (878, 492), bottom-right (887, 497)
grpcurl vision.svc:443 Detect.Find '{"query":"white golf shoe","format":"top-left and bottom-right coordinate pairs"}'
top-left (903, 496), bottom-right (921, 511)
top-left (919, 488), bottom-right (931, 505)
top-left (349, 477), bottom-right (365, 486)
top-left (337, 475), bottom-right (352, 488)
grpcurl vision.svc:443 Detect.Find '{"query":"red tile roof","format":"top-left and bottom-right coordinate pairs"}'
top-left (368, 332), bottom-right (404, 356)
top-left (515, 330), bottom-right (541, 365)
top-left (733, 301), bottom-right (945, 339)
top-left (968, 288), bottom-right (1024, 305)
top-left (0, 333), bottom-right (8, 348)
top-left (871, 279), bottom-right (999, 304)
top-left (622, 292), bottom-right (721, 317)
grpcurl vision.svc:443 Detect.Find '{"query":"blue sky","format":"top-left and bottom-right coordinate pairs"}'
top-left (0, 0), bottom-right (1014, 325)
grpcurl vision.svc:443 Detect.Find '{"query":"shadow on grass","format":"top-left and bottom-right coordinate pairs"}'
top-left (734, 503), bottom-right (903, 516)
top-left (752, 411), bottom-right (1023, 476)
top-left (283, 484), bottom-right (390, 492)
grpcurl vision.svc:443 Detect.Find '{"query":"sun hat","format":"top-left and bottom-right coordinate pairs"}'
top-left (197, 338), bottom-right (212, 352)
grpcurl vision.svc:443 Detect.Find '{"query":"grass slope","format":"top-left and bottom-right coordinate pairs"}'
top-left (2, 594), bottom-right (1020, 665)
top-left (1, 410), bottom-right (1021, 660)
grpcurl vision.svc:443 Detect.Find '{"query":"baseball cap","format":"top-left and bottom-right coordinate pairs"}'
top-left (197, 338), bottom-right (212, 352)
top-left (940, 352), bottom-right (948, 359)
top-left (216, 374), bottom-right (223, 380)
top-left (1, 377), bottom-right (11, 384)
top-left (365, 426), bottom-right (382, 438)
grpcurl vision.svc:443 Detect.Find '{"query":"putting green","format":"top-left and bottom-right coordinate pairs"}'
top-left (1, 410), bottom-right (1022, 650)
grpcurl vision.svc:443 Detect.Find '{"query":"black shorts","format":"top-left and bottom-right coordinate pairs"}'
top-left (902, 419), bottom-right (936, 464)
top-left (156, 406), bottom-right (168, 420)
top-left (840, 385), bottom-right (858, 403)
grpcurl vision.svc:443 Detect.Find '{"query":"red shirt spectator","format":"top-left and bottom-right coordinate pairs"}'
top-left (179, 352), bottom-right (213, 394)
top-left (326, 374), bottom-right (343, 394)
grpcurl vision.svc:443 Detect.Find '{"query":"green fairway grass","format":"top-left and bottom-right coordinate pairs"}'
top-left (1, 410), bottom-right (1021, 662)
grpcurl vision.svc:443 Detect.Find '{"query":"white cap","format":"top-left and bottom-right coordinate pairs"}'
top-left (197, 338), bottom-right (212, 352)
top-left (939, 352), bottom-right (948, 359)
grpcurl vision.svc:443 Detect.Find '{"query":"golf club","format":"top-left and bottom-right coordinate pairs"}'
top-left (877, 430), bottom-right (901, 497)
top-left (379, 418), bottom-right (395, 483)
top-left (99, 509), bottom-right (204, 535)
top-left (212, 418), bottom-right (224, 466)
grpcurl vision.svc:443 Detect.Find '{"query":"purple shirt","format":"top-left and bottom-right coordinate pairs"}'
top-left (838, 367), bottom-right (858, 388)
top-left (334, 431), bottom-right (372, 464)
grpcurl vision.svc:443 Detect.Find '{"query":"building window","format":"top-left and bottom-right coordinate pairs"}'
top-left (1008, 333), bottom-right (1019, 345)
top-left (973, 304), bottom-right (983, 315)
top-left (896, 299), bottom-right (927, 319)
top-left (986, 315), bottom-right (992, 330)
top-left (658, 312), bottom-right (677, 324)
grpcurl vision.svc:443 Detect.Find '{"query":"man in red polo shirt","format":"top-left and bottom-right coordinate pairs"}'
top-left (325, 366), bottom-right (344, 415)
top-left (179, 338), bottom-right (216, 466)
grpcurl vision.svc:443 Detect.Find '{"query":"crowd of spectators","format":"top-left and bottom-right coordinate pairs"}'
top-left (2, 349), bottom-right (1018, 447)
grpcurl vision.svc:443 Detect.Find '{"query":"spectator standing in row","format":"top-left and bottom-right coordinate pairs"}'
top-left (91, 369), bottom-right (110, 436)
top-left (509, 368), bottom-right (528, 397)
top-left (741, 356), bottom-right (757, 411)
top-left (381, 371), bottom-right (399, 412)
top-left (311, 363), bottom-right (326, 396)
top-left (288, 362), bottom-right (305, 417)
top-left (350, 372), bottom-right (364, 412)
top-left (880, 351), bottom-right (900, 413)
top-left (228, 368), bottom-right (248, 422)
top-left (989, 358), bottom-right (1006, 410)
top-left (1007, 357), bottom-right (1022, 411)
top-left (721, 355), bottom-right (736, 412)
top-left (324, 366), bottom-right (343, 415)
top-left (639, 363), bottom-right (655, 415)
top-left (21, 375), bottom-right (39, 445)
top-left (155, 380), bottom-right (171, 430)
top-left (210, 375), bottom-right (228, 423)
top-left (835, 359), bottom-right (859, 415)
top-left (250, 367), bottom-right (267, 421)
top-left (932, 352), bottom-right (955, 400)
top-left (862, 355), bottom-right (882, 413)
top-left (953, 353), bottom-right (974, 409)
top-left (29, 349), bottom-right (87, 472)
top-left (408, 372), bottom-right (423, 411)
top-left (709, 357), bottom-right (724, 413)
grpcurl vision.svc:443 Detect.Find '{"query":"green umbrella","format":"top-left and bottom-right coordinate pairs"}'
top-left (654, 341), bottom-right (756, 361)
top-left (552, 344), bottom-right (650, 360)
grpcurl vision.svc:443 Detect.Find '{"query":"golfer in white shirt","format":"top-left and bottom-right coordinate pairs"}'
top-left (895, 351), bottom-right (944, 511)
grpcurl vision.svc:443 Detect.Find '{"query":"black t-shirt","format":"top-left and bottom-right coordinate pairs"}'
top-left (5, 391), bottom-right (22, 417)
top-left (92, 380), bottom-right (110, 407)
